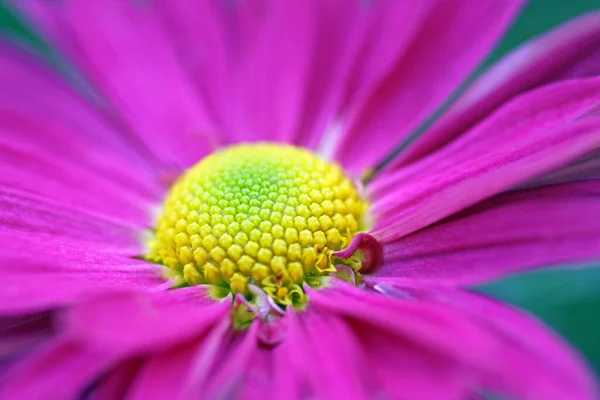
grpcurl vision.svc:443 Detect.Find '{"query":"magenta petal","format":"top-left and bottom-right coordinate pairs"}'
top-left (0, 232), bottom-right (164, 314)
top-left (0, 140), bottom-right (152, 223)
top-left (0, 188), bottom-right (142, 245)
top-left (394, 12), bottom-right (600, 167)
top-left (294, 308), bottom-right (370, 398)
top-left (0, 336), bottom-right (120, 399)
top-left (299, 0), bottom-right (431, 153)
top-left (334, 0), bottom-right (524, 174)
top-left (202, 322), bottom-right (260, 398)
top-left (309, 282), bottom-right (486, 398)
top-left (93, 359), bottom-right (143, 400)
top-left (125, 342), bottom-right (199, 400)
top-left (376, 180), bottom-right (600, 284)
top-left (219, 1), bottom-right (315, 144)
top-left (309, 281), bottom-right (494, 367)
top-left (0, 43), bottom-right (156, 173)
top-left (367, 279), bottom-right (598, 399)
top-left (0, 314), bottom-right (53, 367)
top-left (64, 288), bottom-right (227, 355)
top-left (523, 148), bottom-right (600, 188)
top-left (23, 0), bottom-right (216, 168)
top-left (0, 107), bottom-right (161, 200)
top-left (370, 78), bottom-right (600, 243)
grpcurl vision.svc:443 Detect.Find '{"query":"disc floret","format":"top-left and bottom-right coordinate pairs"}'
top-left (147, 143), bottom-right (369, 307)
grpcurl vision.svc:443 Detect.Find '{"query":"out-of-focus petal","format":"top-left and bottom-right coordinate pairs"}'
top-left (369, 78), bottom-right (600, 243)
top-left (392, 12), bottom-right (600, 167)
top-left (0, 138), bottom-right (152, 222)
top-left (20, 0), bottom-right (217, 168)
top-left (0, 187), bottom-right (142, 244)
top-left (308, 281), bottom-right (496, 399)
top-left (376, 180), bottom-right (600, 284)
top-left (0, 235), bottom-right (163, 314)
top-left (63, 288), bottom-right (227, 354)
top-left (366, 279), bottom-right (598, 399)
top-left (0, 336), bottom-right (121, 399)
top-left (300, 0), bottom-right (431, 155)
top-left (0, 43), bottom-right (156, 173)
top-left (156, 0), bottom-right (431, 153)
top-left (0, 314), bottom-right (53, 370)
top-left (92, 359), bottom-right (143, 400)
top-left (333, 0), bottom-right (524, 174)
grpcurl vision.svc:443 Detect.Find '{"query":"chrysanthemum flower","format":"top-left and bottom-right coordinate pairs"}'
top-left (1, 1), bottom-right (600, 399)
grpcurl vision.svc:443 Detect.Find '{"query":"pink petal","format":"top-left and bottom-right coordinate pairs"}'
top-left (0, 234), bottom-right (163, 313)
top-left (376, 180), bottom-right (600, 284)
top-left (215, 0), bottom-right (314, 144)
top-left (298, 0), bottom-right (431, 153)
top-left (293, 308), bottom-right (371, 398)
top-left (108, 314), bottom-right (258, 399)
top-left (522, 148), bottom-right (600, 188)
top-left (367, 279), bottom-right (598, 399)
top-left (0, 187), bottom-right (142, 245)
top-left (93, 359), bottom-right (143, 400)
top-left (0, 336), bottom-right (121, 399)
top-left (22, 0), bottom-right (216, 168)
top-left (125, 342), bottom-right (200, 400)
top-left (63, 288), bottom-right (228, 355)
top-left (0, 107), bottom-right (161, 200)
top-left (309, 281), bottom-right (494, 367)
top-left (333, 0), bottom-right (524, 174)
top-left (202, 321), bottom-right (260, 398)
top-left (0, 43), bottom-right (155, 172)
top-left (369, 78), bottom-right (600, 243)
top-left (0, 139), bottom-right (152, 223)
top-left (393, 12), bottom-right (600, 167)
top-left (0, 314), bottom-right (53, 366)
top-left (309, 281), bottom-right (490, 398)
top-left (157, 0), bottom-right (429, 151)
top-left (0, 291), bottom-right (227, 398)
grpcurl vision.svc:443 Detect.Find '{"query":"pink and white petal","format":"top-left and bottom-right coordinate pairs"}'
top-left (0, 336), bottom-right (122, 400)
top-left (393, 12), bottom-right (600, 167)
top-left (369, 78), bottom-right (600, 243)
top-left (333, 0), bottom-right (524, 174)
top-left (376, 180), bottom-right (600, 284)
top-left (367, 279), bottom-right (598, 399)
top-left (21, 0), bottom-right (217, 168)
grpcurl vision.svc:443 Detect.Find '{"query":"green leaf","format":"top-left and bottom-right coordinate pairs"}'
top-left (474, 264), bottom-right (600, 378)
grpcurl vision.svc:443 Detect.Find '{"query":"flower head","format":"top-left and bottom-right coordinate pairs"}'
top-left (1, 1), bottom-right (600, 399)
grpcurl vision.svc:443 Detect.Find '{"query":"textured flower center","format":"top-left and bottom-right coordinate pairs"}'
top-left (147, 143), bottom-right (369, 306)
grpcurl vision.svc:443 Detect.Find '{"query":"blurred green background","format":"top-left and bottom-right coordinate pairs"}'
top-left (0, 0), bottom-right (599, 382)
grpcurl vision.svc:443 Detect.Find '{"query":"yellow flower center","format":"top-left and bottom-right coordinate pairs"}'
top-left (147, 143), bottom-right (369, 307)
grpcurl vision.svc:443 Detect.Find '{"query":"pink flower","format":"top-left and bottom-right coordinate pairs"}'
top-left (1, 1), bottom-right (599, 399)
